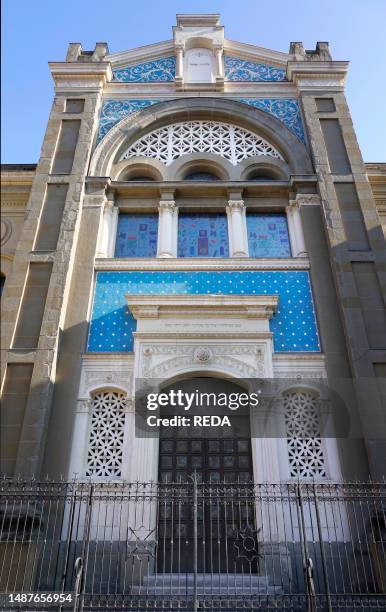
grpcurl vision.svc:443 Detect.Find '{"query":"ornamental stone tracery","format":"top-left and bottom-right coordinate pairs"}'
top-left (85, 391), bottom-right (126, 478)
top-left (284, 391), bottom-right (327, 478)
top-left (120, 121), bottom-right (283, 166)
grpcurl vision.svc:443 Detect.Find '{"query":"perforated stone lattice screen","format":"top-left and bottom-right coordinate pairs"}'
top-left (284, 391), bottom-right (327, 478)
top-left (120, 121), bottom-right (283, 166)
top-left (86, 391), bottom-right (126, 477)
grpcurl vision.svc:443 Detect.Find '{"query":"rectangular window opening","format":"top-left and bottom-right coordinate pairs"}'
top-left (178, 213), bottom-right (229, 258)
top-left (114, 214), bottom-right (158, 258)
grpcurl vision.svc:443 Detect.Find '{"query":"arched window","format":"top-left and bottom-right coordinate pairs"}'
top-left (247, 169), bottom-right (281, 181)
top-left (121, 121), bottom-right (283, 166)
top-left (184, 171), bottom-right (220, 181)
top-left (86, 390), bottom-right (126, 477)
top-left (127, 176), bottom-right (155, 182)
top-left (284, 390), bottom-right (326, 478)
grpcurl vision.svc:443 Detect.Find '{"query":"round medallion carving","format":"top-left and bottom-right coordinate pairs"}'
top-left (193, 347), bottom-right (212, 363)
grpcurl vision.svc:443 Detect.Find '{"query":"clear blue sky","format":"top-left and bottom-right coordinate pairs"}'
top-left (2, 0), bottom-right (386, 163)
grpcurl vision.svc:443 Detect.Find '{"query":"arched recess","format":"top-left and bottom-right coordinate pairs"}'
top-left (112, 158), bottom-right (165, 181)
top-left (239, 157), bottom-right (290, 181)
top-left (89, 98), bottom-right (313, 178)
top-left (169, 154), bottom-right (232, 181)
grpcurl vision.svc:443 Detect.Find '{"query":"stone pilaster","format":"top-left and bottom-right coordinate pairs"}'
top-left (0, 55), bottom-right (112, 477)
top-left (293, 64), bottom-right (386, 478)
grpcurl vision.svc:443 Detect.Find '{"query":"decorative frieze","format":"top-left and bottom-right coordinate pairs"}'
top-left (112, 56), bottom-right (176, 82)
top-left (225, 56), bottom-right (287, 81)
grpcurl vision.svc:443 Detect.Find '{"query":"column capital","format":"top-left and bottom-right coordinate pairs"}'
top-left (159, 200), bottom-right (176, 212)
top-left (286, 199), bottom-right (299, 211)
top-left (296, 194), bottom-right (321, 207)
top-left (227, 199), bottom-right (245, 211)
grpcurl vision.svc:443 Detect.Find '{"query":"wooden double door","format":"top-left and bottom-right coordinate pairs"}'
top-left (157, 435), bottom-right (258, 573)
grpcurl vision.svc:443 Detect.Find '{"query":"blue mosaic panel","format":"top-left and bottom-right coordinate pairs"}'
top-left (87, 271), bottom-right (320, 353)
top-left (247, 214), bottom-right (291, 258)
top-left (97, 99), bottom-right (161, 143)
top-left (97, 98), bottom-right (305, 146)
top-left (112, 57), bottom-right (176, 82)
top-left (237, 98), bottom-right (305, 145)
top-left (225, 56), bottom-right (287, 82)
top-left (114, 214), bottom-right (158, 258)
top-left (178, 214), bottom-right (229, 258)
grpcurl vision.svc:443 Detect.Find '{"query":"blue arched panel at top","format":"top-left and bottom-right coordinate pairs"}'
top-left (87, 271), bottom-right (320, 353)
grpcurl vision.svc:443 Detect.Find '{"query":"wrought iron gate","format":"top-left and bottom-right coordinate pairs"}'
top-left (0, 480), bottom-right (385, 610)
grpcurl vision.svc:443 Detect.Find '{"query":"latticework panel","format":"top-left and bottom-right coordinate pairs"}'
top-left (120, 121), bottom-right (283, 166)
top-left (86, 391), bottom-right (126, 477)
top-left (284, 391), bottom-right (327, 478)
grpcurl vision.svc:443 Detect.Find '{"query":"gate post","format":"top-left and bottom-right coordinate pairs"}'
top-left (312, 483), bottom-right (332, 612)
top-left (193, 473), bottom-right (198, 612)
top-left (296, 483), bottom-right (316, 612)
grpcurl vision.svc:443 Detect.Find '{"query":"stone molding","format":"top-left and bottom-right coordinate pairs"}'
top-left (78, 357), bottom-right (134, 399)
top-left (140, 341), bottom-right (267, 379)
top-left (126, 294), bottom-right (278, 320)
top-left (94, 258), bottom-right (310, 271)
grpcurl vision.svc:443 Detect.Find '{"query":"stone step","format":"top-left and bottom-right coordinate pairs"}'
top-left (131, 573), bottom-right (282, 595)
top-left (143, 573), bottom-right (269, 588)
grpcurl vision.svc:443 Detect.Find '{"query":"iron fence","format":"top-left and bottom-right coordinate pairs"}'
top-left (0, 479), bottom-right (385, 611)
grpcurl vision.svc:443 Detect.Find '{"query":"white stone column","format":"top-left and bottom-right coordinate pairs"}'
top-left (214, 44), bottom-right (224, 78)
top-left (175, 44), bottom-right (184, 84)
top-left (157, 200), bottom-right (177, 258)
top-left (97, 198), bottom-right (117, 258)
top-left (286, 200), bottom-right (307, 257)
top-left (227, 199), bottom-right (248, 257)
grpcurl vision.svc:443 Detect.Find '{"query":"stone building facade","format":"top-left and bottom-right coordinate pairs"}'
top-left (1, 13), bottom-right (386, 484)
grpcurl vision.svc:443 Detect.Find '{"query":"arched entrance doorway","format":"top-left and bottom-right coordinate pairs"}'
top-left (156, 377), bottom-right (257, 575)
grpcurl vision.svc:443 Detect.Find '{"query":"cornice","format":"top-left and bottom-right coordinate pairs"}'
top-left (286, 61), bottom-right (349, 90)
top-left (0, 172), bottom-right (35, 187)
top-left (126, 293), bottom-right (278, 320)
top-left (224, 38), bottom-right (291, 65)
top-left (106, 40), bottom-right (174, 68)
top-left (110, 180), bottom-right (290, 199)
top-left (102, 83), bottom-right (299, 96)
top-left (49, 61), bottom-right (113, 89)
top-left (94, 257), bottom-right (310, 272)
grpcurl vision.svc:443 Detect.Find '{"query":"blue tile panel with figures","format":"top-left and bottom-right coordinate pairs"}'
top-left (178, 214), bottom-right (229, 258)
top-left (237, 99), bottom-right (306, 145)
top-left (97, 99), bottom-right (161, 143)
top-left (225, 56), bottom-right (287, 82)
top-left (87, 271), bottom-right (320, 353)
top-left (247, 214), bottom-right (291, 258)
top-left (114, 214), bottom-right (159, 258)
top-left (112, 56), bottom-right (176, 82)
